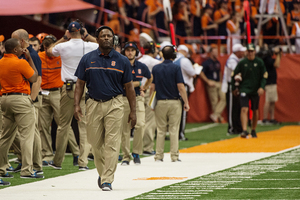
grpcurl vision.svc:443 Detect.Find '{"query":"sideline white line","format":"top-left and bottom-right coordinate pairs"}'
top-left (185, 123), bottom-right (219, 133)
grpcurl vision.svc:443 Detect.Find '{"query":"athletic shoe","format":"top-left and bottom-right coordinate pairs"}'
top-left (118, 155), bottom-right (123, 161)
top-left (98, 177), bottom-right (102, 189)
top-left (6, 166), bottom-right (14, 172)
top-left (33, 169), bottom-right (44, 175)
top-left (241, 131), bottom-right (249, 138)
top-left (132, 153), bottom-right (141, 165)
top-left (13, 163), bottom-right (22, 173)
top-left (143, 151), bottom-right (156, 156)
top-left (121, 161), bottom-right (129, 166)
top-left (210, 114), bottom-right (219, 123)
top-left (155, 159), bottom-right (163, 162)
top-left (73, 156), bottom-right (79, 166)
top-left (101, 183), bottom-right (112, 191)
top-left (0, 173), bottom-right (14, 178)
top-left (269, 119), bottom-right (281, 125)
top-left (172, 159), bottom-right (182, 162)
top-left (42, 161), bottom-right (49, 166)
top-left (251, 130), bottom-right (257, 138)
top-left (0, 179), bottom-right (10, 186)
top-left (79, 166), bottom-right (89, 171)
top-left (20, 172), bottom-right (44, 179)
top-left (48, 161), bottom-right (62, 170)
top-left (88, 154), bottom-right (94, 161)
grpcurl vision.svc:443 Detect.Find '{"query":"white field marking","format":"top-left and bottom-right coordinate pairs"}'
top-left (225, 188), bottom-right (300, 190)
top-left (185, 123), bottom-right (219, 133)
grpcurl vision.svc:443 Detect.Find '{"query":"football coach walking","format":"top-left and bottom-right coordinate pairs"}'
top-left (74, 26), bottom-right (136, 191)
top-left (150, 45), bottom-right (190, 162)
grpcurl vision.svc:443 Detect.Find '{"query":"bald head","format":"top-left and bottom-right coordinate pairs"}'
top-left (11, 29), bottom-right (29, 48)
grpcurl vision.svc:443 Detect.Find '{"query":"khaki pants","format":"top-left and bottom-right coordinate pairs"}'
top-left (206, 81), bottom-right (226, 119)
top-left (0, 95), bottom-right (35, 176)
top-left (53, 84), bottom-right (90, 167)
top-left (11, 95), bottom-right (43, 171)
top-left (0, 96), bottom-right (2, 135)
top-left (39, 90), bottom-right (79, 162)
top-left (143, 90), bottom-right (156, 153)
top-left (121, 96), bottom-right (145, 162)
top-left (86, 95), bottom-right (123, 184)
top-left (154, 100), bottom-right (182, 161)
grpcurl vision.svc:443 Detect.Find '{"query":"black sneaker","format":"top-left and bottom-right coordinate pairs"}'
top-left (6, 166), bottom-right (14, 172)
top-left (118, 155), bottom-right (123, 162)
top-left (98, 177), bottom-right (102, 189)
top-left (20, 172), bottom-right (44, 179)
top-left (14, 163), bottom-right (22, 173)
top-left (88, 154), bottom-right (94, 161)
top-left (155, 159), bottom-right (163, 162)
top-left (172, 159), bottom-right (182, 162)
top-left (270, 119), bottom-right (281, 125)
top-left (132, 153), bottom-right (141, 165)
top-left (143, 151), bottom-right (156, 156)
top-left (241, 131), bottom-right (249, 138)
top-left (42, 161), bottom-right (49, 167)
top-left (0, 173), bottom-right (14, 178)
top-left (121, 161), bottom-right (129, 166)
top-left (251, 130), bottom-right (257, 138)
top-left (33, 169), bottom-right (44, 175)
top-left (0, 179), bottom-right (10, 186)
top-left (101, 183), bottom-right (112, 191)
top-left (73, 156), bottom-right (79, 166)
top-left (79, 166), bottom-right (89, 171)
top-left (48, 161), bottom-right (62, 170)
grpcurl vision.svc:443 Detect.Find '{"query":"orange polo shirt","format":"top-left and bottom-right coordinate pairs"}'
top-left (0, 54), bottom-right (34, 95)
top-left (202, 13), bottom-right (213, 29)
top-left (39, 51), bottom-right (64, 90)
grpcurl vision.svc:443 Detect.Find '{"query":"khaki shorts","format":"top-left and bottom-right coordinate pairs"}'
top-left (265, 84), bottom-right (278, 102)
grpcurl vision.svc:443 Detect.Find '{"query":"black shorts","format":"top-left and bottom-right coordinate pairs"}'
top-left (240, 93), bottom-right (260, 110)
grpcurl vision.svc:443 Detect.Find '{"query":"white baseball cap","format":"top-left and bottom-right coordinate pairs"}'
top-left (232, 44), bottom-right (246, 52)
top-left (160, 41), bottom-right (172, 51)
top-left (177, 45), bottom-right (189, 53)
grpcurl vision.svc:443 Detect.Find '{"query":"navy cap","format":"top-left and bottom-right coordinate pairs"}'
top-left (124, 42), bottom-right (138, 50)
top-left (68, 21), bottom-right (81, 32)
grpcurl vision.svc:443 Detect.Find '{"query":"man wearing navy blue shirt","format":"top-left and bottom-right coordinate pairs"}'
top-left (120, 42), bottom-right (152, 166)
top-left (11, 29), bottom-right (43, 175)
top-left (150, 45), bottom-right (190, 162)
top-left (74, 26), bottom-right (136, 191)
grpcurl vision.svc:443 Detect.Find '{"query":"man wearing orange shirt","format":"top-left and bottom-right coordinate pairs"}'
top-left (0, 38), bottom-right (43, 180)
top-left (38, 35), bottom-right (80, 165)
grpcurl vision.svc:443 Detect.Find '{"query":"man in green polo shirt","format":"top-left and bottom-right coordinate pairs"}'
top-left (232, 43), bottom-right (268, 138)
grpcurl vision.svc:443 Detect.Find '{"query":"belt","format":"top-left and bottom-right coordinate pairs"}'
top-left (64, 81), bottom-right (76, 84)
top-left (43, 88), bottom-right (60, 91)
top-left (161, 98), bottom-right (179, 100)
top-left (90, 95), bottom-right (118, 103)
top-left (2, 93), bottom-right (28, 96)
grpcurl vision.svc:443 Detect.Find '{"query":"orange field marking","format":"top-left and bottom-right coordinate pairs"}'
top-left (179, 126), bottom-right (300, 153)
top-left (133, 177), bottom-right (188, 180)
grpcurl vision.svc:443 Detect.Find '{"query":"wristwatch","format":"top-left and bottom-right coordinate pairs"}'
top-left (63, 35), bottom-right (69, 40)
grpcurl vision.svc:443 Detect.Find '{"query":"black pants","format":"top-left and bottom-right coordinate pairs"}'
top-left (226, 84), bottom-right (242, 134)
top-left (179, 85), bottom-right (189, 140)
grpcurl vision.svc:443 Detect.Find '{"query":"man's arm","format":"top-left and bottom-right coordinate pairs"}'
top-left (200, 72), bottom-right (215, 87)
top-left (31, 76), bottom-right (41, 100)
top-left (124, 81), bottom-right (137, 128)
top-left (47, 30), bottom-right (70, 57)
top-left (74, 79), bottom-right (86, 121)
top-left (142, 74), bottom-right (153, 91)
top-left (177, 83), bottom-right (190, 111)
top-left (23, 49), bottom-right (38, 83)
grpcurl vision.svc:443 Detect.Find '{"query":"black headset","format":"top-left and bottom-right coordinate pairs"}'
top-left (43, 35), bottom-right (57, 43)
top-left (76, 19), bottom-right (85, 35)
top-left (144, 41), bottom-right (156, 54)
top-left (162, 45), bottom-right (177, 60)
top-left (95, 26), bottom-right (119, 47)
top-left (121, 42), bottom-right (139, 56)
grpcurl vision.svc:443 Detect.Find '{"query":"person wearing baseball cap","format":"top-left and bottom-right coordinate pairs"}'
top-left (221, 43), bottom-right (246, 135)
top-left (231, 43), bottom-right (267, 138)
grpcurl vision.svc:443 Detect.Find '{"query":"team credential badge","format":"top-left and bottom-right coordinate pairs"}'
top-left (111, 61), bottom-right (116, 66)
top-left (138, 69), bottom-right (142, 74)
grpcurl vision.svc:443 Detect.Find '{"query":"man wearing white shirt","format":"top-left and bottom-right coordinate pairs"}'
top-left (47, 21), bottom-right (98, 170)
top-left (174, 45), bottom-right (196, 140)
top-left (221, 44), bottom-right (246, 135)
top-left (138, 41), bottom-right (160, 155)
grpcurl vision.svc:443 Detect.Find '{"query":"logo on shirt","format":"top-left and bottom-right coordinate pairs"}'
top-left (138, 69), bottom-right (141, 74)
top-left (244, 64), bottom-right (248, 67)
top-left (132, 70), bottom-right (135, 74)
top-left (254, 63), bottom-right (257, 67)
top-left (111, 61), bottom-right (116, 66)
top-left (91, 61), bottom-right (96, 64)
